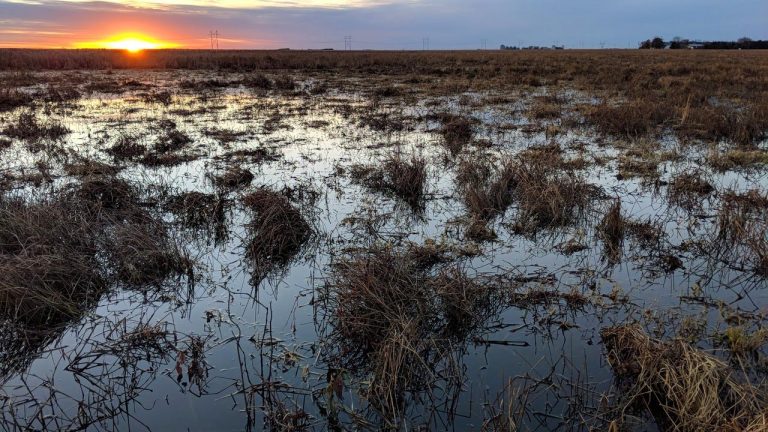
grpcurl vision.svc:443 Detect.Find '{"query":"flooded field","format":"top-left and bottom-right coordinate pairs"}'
top-left (0, 50), bottom-right (767, 431)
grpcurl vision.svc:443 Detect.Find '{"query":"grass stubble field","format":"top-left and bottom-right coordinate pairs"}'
top-left (0, 48), bottom-right (767, 431)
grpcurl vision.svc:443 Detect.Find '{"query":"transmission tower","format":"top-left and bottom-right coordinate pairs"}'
top-left (481, 39), bottom-right (487, 50)
top-left (344, 36), bottom-right (352, 51)
top-left (209, 30), bottom-right (219, 49)
top-left (423, 37), bottom-right (430, 50)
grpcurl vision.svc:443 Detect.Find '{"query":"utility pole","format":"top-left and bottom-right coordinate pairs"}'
top-left (344, 36), bottom-right (352, 51)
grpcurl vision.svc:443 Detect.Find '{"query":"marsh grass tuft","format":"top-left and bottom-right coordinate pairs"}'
top-left (2, 111), bottom-right (69, 145)
top-left (457, 146), bottom-right (598, 239)
top-left (322, 243), bottom-right (509, 421)
top-left (213, 167), bottom-right (254, 189)
top-left (436, 114), bottom-right (476, 156)
top-left (597, 199), bottom-right (625, 263)
top-left (0, 176), bottom-right (193, 329)
top-left (708, 148), bottom-right (768, 172)
top-left (667, 171), bottom-right (714, 210)
top-left (348, 153), bottom-right (427, 210)
top-left (714, 190), bottom-right (768, 277)
top-left (0, 88), bottom-right (32, 112)
top-left (242, 188), bottom-right (313, 285)
top-left (602, 325), bottom-right (767, 431)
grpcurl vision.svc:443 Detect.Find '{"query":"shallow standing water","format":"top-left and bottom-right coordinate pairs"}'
top-left (0, 69), bottom-right (766, 431)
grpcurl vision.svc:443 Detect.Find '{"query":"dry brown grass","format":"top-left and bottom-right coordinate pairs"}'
top-left (322, 244), bottom-right (505, 422)
top-left (166, 191), bottom-right (227, 240)
top-left (602, 325), bottom-right (767, 432)
top-left (0, 88), bottom-right (32, 112)
top-left (108, 132), bottom-right (146, 161)
top-left (435, 113), bottom-right (476, 156)
top-left (708, 148), bottom-right (768, 172)
top-left (598, 199), bottom-right (625, 262)
top-left (348, 153), bottom-right (427, 209)
top-left (0, 176), bottom-right (193, 328)
top-left (213, 167), bottom-right (254, 189)
top-left (508, 157), bottom-right (598, 234)
top-left (715, 190), bottom-right (768, 277)
top-left (586, 100), bottom-right (672, 138)
top-left (2, 110), bottom-right (69, 144)
top-left (457, 145), bottom-right (598, 238)
top-left (242, 188), bottom-right (312, 284)
top-left (0, 196), bottom-right (104, 326)
top-left (667, 171), bottom-right (714, 210)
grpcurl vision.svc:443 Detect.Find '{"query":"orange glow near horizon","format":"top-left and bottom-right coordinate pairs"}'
top-left (73, 33), bottom-right (180, 52)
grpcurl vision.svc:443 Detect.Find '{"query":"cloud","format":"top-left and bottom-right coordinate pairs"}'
top-left (0, 0), bottom-right (766, 49)
top-left (3, 0), bottom-right (414, 11)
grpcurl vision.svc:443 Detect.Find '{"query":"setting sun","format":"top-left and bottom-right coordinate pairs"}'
top-left (73, 33), bottom-right (179, 52)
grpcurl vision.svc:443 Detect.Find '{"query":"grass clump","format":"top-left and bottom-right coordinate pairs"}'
top-left (321, 244), bottom-right (505, 422)
top-left (0, 197), bottom-right (104, 326)
top-left (212, 167), bottom-right (254, 189)
top-left (597, 199), bottom-right (625, 263)
top-left (348, 153), bottom-right (427, 210)
top-left (153, 121), bottom-right (192, 154)
top-left (586, 101), bottom-right (671, 138)
top-left (602, 325), bottom-right (767, 432)
top-left (667, 171), bottom-right (714, 210)
top-left (0, 89), bottom-right (32, 112)
top-left (718, 326), bottom-right (768, 359)
top-left (528, 95), bottom-right (564, 120)
top-left (457, 147), bottom-right (598, 238)
top-left (0, 176), bottom-right (194, 329)
top-left (108, 220), bottom-right (193, 287)
top-left (436, 114), bottom-right (476, 156)
top-left (508, 157), bottom-right (598, 235)
top-left (108, 132), bottom-right (147, 161)
top-left (242, 188), bottom-right (312, 284)
top-left (2, 111), bottom-right (69, 145)
top-left (707, 148), bottom-right (768, 172)
top-left (714, 190), bottom-right (768, 277)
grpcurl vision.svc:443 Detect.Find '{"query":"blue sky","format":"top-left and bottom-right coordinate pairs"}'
top-left (0, 0), bottom-right (766, 49)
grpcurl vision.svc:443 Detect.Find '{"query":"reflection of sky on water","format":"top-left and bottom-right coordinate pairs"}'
top-left (0, 71), bottom-right (765, 430)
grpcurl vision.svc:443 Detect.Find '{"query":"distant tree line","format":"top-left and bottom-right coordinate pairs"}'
top-left (500, 44), bottom-right (564, 50)
top-left (639, 36), bottom-right (768, 49)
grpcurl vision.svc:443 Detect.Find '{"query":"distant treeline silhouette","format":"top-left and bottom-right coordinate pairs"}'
top-left (640, 37), bottom-right (768, 49)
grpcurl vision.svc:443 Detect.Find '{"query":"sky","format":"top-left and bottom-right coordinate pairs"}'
top-left (0, 0), bottom-right (766, 49)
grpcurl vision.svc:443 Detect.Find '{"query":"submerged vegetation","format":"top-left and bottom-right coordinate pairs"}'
top-left (0, 49), bottom-right (766, 431)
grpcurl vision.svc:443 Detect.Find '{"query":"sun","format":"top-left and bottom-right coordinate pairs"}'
top-left (73, 33), bottom-right (179, 52)
top-left (106, 38), bottom-right (160, 52)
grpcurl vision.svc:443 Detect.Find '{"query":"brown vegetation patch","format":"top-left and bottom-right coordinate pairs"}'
top-left (597, 199), bottom-right (625, 263)
top-left (212, 167), bottom-right (254, 189)
top-left (435, 113), bottom-right (476, 156)
top-left (714, 190), bottom-right (768, 277)
top-left (348, 153), bottom-right (427, 209)
top-left (242, 188), bottom-right (312, 284)
top-left (585, 101), bottom-right (671, 138)
top-left (0, 88), bottom-right (32, 112)
top-left (602, 325), bottom-right (767, 431)
top-left (0, 176), bottom-right (192, 329)
top-left (708, 148), bottom-right (768, 172)
top-left (321, 244), bottom-right (506, 421)
top-left (457, 147), bottom-right (598, 237)
top-left (108, 133), bottom-right (147, 161)
top-left (2, 111), bottom-right (69, 144)
top-left (667, 171), bottom-right (714, 210)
